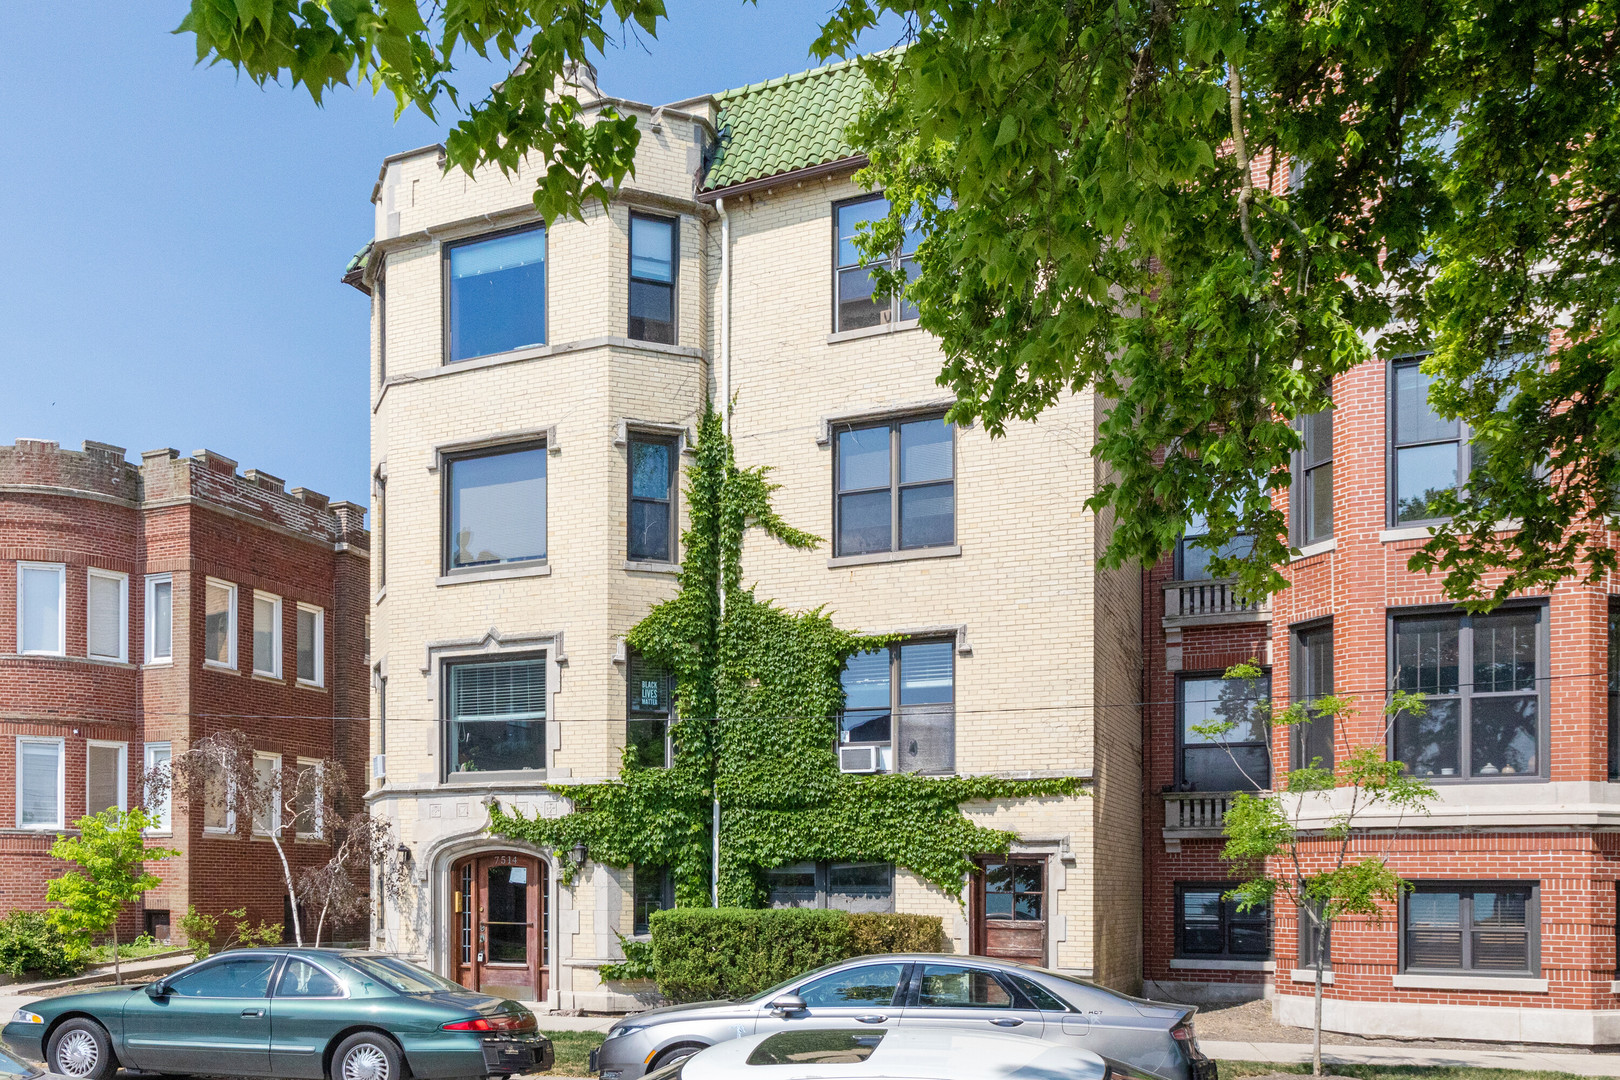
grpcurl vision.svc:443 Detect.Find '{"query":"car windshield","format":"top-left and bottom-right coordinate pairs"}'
top-left (736, 958), bottom-right (852, 1003)
top-left (0, 1047), bottom-right (35, 1078)
top-left (346, 955), bottom-right (468, 994)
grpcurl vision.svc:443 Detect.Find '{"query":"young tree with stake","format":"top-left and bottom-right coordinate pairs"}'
top-left (1196, 662), bottom-right (1434, 1076)
top-left (46, 808), bottom-right (179, 985)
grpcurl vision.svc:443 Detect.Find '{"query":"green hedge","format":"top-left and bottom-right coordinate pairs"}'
top-left (648, 908), bottom-right (946, 1002)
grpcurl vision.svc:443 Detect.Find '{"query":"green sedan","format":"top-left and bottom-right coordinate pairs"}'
top-left (1, 949), bottom-right (553, 1080)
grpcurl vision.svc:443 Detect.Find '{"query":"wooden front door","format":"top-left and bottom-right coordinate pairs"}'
top-left (452, 853), bottom-right (548, 1001)
top-left (972, 856), bottom-right (1048, 964)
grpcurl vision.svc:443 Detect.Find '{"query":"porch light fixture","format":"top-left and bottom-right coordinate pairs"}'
top-left (571, 841), bottom-right (587, 871)
top-left (396, 842), bottom-right (413, 866)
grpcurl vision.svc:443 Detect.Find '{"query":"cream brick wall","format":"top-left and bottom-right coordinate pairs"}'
top-left (366, 87), bottom-right (1143, 1010)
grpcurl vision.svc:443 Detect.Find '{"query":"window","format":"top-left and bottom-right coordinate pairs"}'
top-left (915, 965), bottom-right (1014, 1008)
top-left (294, 759), bottom-right (323, 837)
top-left (87, 740), bottom-right (127, 816)
top-left (766, 862), bottom-right (895, 912)
top-left (1294, 403), bottom-right (1333, 545)
top-left (628, 434), bottom-right (678, 563)
top-left (296, 604), bottom-right (324, 686)
top-left (1390, 356), bottom-right (1468, 525)
top-left (626, 651), bottom-right (675, 768)
top-left (447, 658), bottom-right (547, 775)
top-left (1391, 607), bottom-right (1545, 780)
top-left (17, 562), bottom-right (65, 656)
top-left (204, 579), bottom-right (237, 669)
top-left (373, 469), bottom-right (386, 591)
top-left (1176, 511), bottom-right (1256, 581)
top-left (166, 954), bottom-right (277, 997)
top-left (982, 859), bottom-right (1044, 927)
top-left (1175, 883), bottom-right (1271, 960)
top-left (1176, 672), bottom-right (1271, 791)
top-left (632, 866), bottom-right (673, 935)
top-left (1609, 600), bottom-right (1618, 781)
top-left (839, 640), bottom-right (955, 774)
top-left (445, 227), bottom-right (547, 363)
top-left (1298, 901), bottom-right (1331, 970)
top-left (203, 758), bottom-right (233, 833)
top-left (445, 444), bottom-right (547, 571)
top-left (253, 592), bottom-right (282, 677)
top-left (833, 194), bottom-right (920, 331)
top-left (797, 963), bottom-right (906, 1007)
top-left (145, 574), bottom-right (173, 664)
top-left (16, 736), bottom-right (64, 829)
top-left (834, 417), bottom-right (954, 556)
top-left (1403, 883), bottom-right (1537, 974)
top-left (144, 742), bottom-right (172, 833)
top-left (87, 569), bottom-right (129, 662)
top-left (629, 213), bottom-right (677, 344)
top-left (276, 957), bottom-right (343, 998)
top-left (1291, 623), bottom-right (1334, 771)
top-left (253, 753), bottom-right (281, 836)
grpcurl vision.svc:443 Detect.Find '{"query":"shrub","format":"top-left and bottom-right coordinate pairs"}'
top-left (0, 911), bottom-right (88, 980)
top-left (649, 908), bottom-right (946, 1002)
top-left (177, 906), bottom-right (282, 960)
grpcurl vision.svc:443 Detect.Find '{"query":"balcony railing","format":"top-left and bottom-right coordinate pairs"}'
top-left (1162, 578), bottom-right (1271, 628)
top-left (1161, 792), bottom-right (1235, 853)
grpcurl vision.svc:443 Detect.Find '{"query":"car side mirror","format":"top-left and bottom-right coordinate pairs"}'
top-left (145, 981), bottom-right (168, 998)
top-left (768, 994), bottom-right (806, 1017)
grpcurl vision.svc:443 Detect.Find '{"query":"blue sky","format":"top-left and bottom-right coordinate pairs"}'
top-left (0, 4), bottom-right (903, 507)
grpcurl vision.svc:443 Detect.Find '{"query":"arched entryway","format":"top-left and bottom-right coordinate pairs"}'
top-left (450, 852), bottom-right (549, 1001)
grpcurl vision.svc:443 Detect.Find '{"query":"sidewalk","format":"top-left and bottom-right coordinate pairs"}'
top-left (1203, 1039), bottom-right (1620, 1076)
top-left (526, 1010), bottom-right (620, 1033)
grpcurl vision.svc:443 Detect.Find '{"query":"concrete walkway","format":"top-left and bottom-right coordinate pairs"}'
top-left (526, 1010), bottom-right (620, 1033)
top-left (1203, 1039), bottom-right (1620, 1076)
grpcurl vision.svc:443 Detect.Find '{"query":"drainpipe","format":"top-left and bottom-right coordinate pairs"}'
top-left (712, 197), bottom-right (732, 907)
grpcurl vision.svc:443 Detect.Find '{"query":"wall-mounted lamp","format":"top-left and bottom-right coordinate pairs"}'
top-left (570, 841), bottom-right (588, 872)
top-left (396, 842), bottom-right (413, 867)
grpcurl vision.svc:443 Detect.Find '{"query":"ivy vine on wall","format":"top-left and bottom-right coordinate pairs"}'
top-left (490, 403), bottom-right (1084, 908)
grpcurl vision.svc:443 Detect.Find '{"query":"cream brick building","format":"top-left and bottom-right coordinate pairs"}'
top-left (348, 58), bottom-right (1143, 1011)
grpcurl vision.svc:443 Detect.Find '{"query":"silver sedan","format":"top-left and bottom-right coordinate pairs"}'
top-left (590, 954), bottom-right (1215, 1080)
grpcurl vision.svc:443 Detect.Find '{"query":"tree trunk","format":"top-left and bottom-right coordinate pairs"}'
top-left (315, 897), bottom-right (330, 948)
top-left (270, 835), bottom-right (303, 946)
top-left (111, 925), bottom-right (121, 986)
top-left (1312, 922), bottom-right (1325, 1077)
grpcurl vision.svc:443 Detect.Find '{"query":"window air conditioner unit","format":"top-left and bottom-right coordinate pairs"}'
top-left (372, 754), bottom-right (387, 780)
top-left (839, 746), bottom-right (879, 774)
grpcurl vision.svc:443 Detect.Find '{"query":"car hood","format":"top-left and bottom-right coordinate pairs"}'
top-left (28, 985), bottom-right (147, 1018)
top-left (616, 999), bottom-right (740, 1025)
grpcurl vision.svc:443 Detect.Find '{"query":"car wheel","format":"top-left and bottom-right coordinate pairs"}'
top-left (650, 1044), bottom-right (705, 1071)
top-left (331, 1032), bottom-right (406, 1080)
top-left (47, 1019), bottom-right (117, 1080)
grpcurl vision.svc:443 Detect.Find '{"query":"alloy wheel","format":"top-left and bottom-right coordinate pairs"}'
top-left (341, 1043), bottom-right (391, 1080)
top-left (56, 1030), bottom-right (100, 1077)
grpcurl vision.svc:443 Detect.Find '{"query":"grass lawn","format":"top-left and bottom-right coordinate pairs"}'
top-left (1221, 1062), bottom-right (1595, 1080)
top-left (542, 1031), bottom-right (606, 1077)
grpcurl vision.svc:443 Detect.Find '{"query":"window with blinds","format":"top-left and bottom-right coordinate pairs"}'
top-left (17, 738), bottom-right (63, 828)
top-left (837, 640), bottom-right (955, 775)
top-left (87, 742), bottom-right (125, 816)
top-left (87, 571), bottom-right (126, 662)
top-left (448, 659), bottom-right (548, 775)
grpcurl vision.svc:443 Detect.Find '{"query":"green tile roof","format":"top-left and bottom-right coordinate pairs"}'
top-left (701, 56), bottom-right (870, 193)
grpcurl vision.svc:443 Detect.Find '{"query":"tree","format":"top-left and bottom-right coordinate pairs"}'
top-left (46, 808), bottom-right (180, 985)
top-left (297, 813), bottom-right (411, 947)
top-left (1196, 663), bottom-right (1434, 1075)
top-left (156, 731), bottom-right (360, 946)
top-left (176, 0), bottom-right (1620, 606)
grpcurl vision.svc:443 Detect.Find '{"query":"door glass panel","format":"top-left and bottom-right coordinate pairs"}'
top-left (277, 958), bottom-right (342, 997)
top-left (168, 955), bottom-right (277, 997)
top-left (916, 965), bottom-right (1013, 1008)
top-left (486, 864), bottom-right (531, 963)
top-left (798, 964), bottom-right (905, 1007)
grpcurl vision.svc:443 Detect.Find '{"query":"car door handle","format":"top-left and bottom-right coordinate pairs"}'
top-left (854, 1015), bottom-right (888, 1024)
top-left (990, 1018), bottom-right (1023, 1027)
top-left (242, 1009), bottom-right (265, 1018)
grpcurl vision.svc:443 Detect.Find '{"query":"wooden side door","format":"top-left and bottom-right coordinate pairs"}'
top-left (972, 856), bottom-right (1048, 964)
top-left (451, 854), bottom-right (548, 1000)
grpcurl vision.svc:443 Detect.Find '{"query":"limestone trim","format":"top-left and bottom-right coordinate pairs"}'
top-left (826, 319), bottom-right (922, 345)
top-left (438, 563), bottom-right (552, 587)
top-left (1169, 959), bottom-right (1275, 971)
top-left (614, 419), bottom-right (697, 454)
top-left (1289, 969), bottom-right (1336, 984)
top-left (816, 398), bottom-right (961, 446)
top-left (0, 484), bottom-right (138, 509)
top-left (1271, 993), bottom-right (1618, 1044)
top-left (827, 546), bottom-right (962, 569)
top-left (1291, 537), bottom-right (1337, 561)
top-left (429, 428), bottom-right (559, 471)
top-left (1391, 974), bottom-right (1549, 992)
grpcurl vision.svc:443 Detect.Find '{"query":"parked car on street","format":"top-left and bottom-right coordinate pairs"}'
top-left (590, 954), bottom-right (1214, 1080)
top-left (637, 1026), bottom-right (1112, 1080)
top-left (1, 949), bottom-right (553, 1080)
top-left (0, 1042), bottom-right (69, 1080)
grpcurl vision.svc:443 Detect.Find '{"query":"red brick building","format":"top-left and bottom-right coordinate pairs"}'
top-left (0, 438), bottom-right (369, 942)
top-left (1142, 354), bottom-right (1620, 1043)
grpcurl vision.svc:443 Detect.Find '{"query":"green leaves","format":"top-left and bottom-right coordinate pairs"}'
top-left (46, 809), bottom-right (180, 943)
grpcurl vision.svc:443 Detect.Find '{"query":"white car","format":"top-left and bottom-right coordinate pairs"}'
top-left (642, 1026), bottom-right (1113, 1080)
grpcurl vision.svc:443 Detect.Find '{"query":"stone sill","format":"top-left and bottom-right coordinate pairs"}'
top-left (1290, 969), bottom-right (1336, 984)
top-left (1391, 973), bottom-right (1547, 992)
top-left (1291, 538), bottom-right (1337, 561)
top-left (827, 545), bottom-right (961, 569)
top-left (438, 562), bottom-right (551, 586)
top-left (1162, 610), bottom-right (1272, 631)
top-left (1380, 525), bottom-right (1438, 543)
top-left (826, 319), bottom-right (922, 345)
top-left (1168, 959), bottom-right (1274, 972)
top-left (623, 560), bottom-right (680, 575)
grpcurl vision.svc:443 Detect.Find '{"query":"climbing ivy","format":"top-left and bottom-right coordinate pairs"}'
top-left (490, 403), bottom-right (1083, 907)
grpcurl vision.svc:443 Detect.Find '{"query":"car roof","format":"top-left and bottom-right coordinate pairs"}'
top-left (690, 1027), bottom-right (1107, 1080)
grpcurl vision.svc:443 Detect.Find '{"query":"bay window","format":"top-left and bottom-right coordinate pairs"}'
top-left (446, 227), bottom-right (547, 363)
top-left (445, 443), bottom-right (548, 571)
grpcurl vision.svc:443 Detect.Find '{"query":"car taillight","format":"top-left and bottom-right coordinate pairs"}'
top-left (442, 1014), bottom-right (537, 1032)
top-left (1171, 1024), bottom-right (1195, 1042)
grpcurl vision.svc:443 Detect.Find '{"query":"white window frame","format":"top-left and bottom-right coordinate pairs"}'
top-left (296, 603), bottom-right (325, 687)
top-left (204, 578), bottom-right (238, 670)
top-left (16, 562), bottom-right (67, 657)
top-left (203, 760), bottom-right (236, 835)
top-left (15, 736), bottom-right (65, 830)
top-left (86, 569), bottom-right (130, 663)
top-left (143, 742), bottom-right (172, 834)
top-left (253, 752), bottom-right (282, 837)
top-left (144, 574), bottom-right (174, 665)
top-left (295, 757), bottom-right (324, 838)
top-left (86, 739), bottom-right (129, 815)
top-left (252, 591), bottom-right (283, 678)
